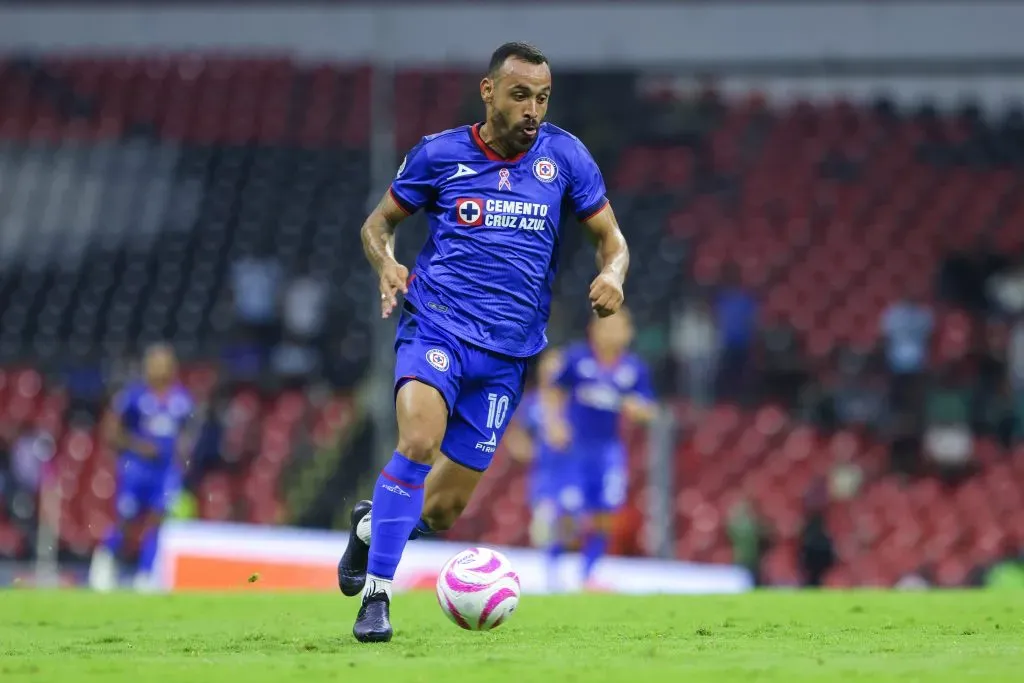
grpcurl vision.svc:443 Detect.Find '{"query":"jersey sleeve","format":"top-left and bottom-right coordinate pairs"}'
top-left (568, 138), bottom-right (609, 222)
top-left (114, 388), bottom-right (140, 431)
top-left (388, 138), bottom-right (436, 215)
top-left (554, 349), bottom-right (579, 390)
top-left (633, 361), bottom-right (656, 400)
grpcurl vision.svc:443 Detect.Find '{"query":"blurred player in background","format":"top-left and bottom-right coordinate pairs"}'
top-left (338, 41), bottom-right (630, 642)
top-left (503, 347), bottom-right (574, 592)
top-left (89, 344), bottom-right (194, 592)
top-left (548, 307), bottom-right (655, 588)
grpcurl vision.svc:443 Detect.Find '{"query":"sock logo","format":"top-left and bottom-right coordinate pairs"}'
top-left (381, 482), bottom-right (411, 497)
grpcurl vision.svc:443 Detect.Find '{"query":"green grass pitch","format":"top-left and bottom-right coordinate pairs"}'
top-left (1, 590), bottom-right (1021, 682)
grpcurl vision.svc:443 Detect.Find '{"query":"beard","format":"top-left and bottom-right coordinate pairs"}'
top-left (495, 111), bottom-right (538, 154)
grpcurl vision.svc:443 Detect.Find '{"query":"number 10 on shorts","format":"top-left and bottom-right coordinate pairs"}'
top-left (486, 393), bottom-right (510, 430)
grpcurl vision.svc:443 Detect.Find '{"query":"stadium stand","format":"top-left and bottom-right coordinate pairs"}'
top-left (1, 54), bottom-right (1023, 587)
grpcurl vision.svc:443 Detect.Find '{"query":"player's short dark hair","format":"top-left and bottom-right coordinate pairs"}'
top-left (488, 42), bottom-right (548, 77)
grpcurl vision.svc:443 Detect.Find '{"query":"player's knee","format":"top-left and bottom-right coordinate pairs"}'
top-left (421, 490), bottom-right (469, 531)
top-left (396, 428), bottom-right (443, 464)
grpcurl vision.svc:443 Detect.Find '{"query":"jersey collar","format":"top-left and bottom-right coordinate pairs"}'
top-left (470, 123), bottom-right (529, 163)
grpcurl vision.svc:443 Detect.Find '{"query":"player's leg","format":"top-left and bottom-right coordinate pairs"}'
top-left (90, 460), bottom-right (138, 591)
top-left (339, 310), bottom-right (461, 599)
top-left (580, 447), bottom-right (627, 587)
top-left (417, 349), bottom-right (526, 533)
top-left (343, 413), bottom-right (489, 596)
top-left (546, 482), bottom-right (584, 592)
top-left (353, 379), bottom-right (449, 643)
top-left (133, 466), bottom-right (181, 592)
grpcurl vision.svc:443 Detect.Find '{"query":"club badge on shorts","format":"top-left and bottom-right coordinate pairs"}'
top-left (426, 348), bottom-right (450, 372)
top-left (532, 157), bottom-right (558, 183)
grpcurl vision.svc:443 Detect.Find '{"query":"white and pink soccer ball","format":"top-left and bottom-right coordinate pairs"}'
top-left (436, 547), bottom-right (521, 631)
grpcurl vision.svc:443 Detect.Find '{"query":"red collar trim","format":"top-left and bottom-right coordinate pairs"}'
top-left (471, 123), bottom-right (527, 163)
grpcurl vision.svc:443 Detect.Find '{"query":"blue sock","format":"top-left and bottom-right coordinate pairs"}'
top-left (138, 524), bottom-right (160, 575)
top-left (408, 518), bottom-right (434, 540)
top-left (367, 452), bottom-right (431, 580)
top-left (582, 532), bottom-right (608, 582)
top-left (546, 541), bottom-right (563, 591)
top-left (103, 525), bottom-right (124, 556)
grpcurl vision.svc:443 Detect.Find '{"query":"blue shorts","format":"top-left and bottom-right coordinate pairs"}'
top-left (115, 457), bottom-right (180, 521)
top-left (571, 441), bottom-right (627, 513)
top-left (394, 304), bottom-right (527, 472)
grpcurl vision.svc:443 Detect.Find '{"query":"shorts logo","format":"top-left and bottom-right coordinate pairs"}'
top-left (532, 157), bottom-right (558, 183)
top-left (456, 198), bottom-right (484, 227)
top-left (426, 348), bottom-right (450, 372)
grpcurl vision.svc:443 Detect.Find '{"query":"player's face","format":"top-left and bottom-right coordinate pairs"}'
top-left (482, 58), bottom-right (551, 153)
top-left (590, 312), bottom-right (634, 356)
top-left (144, 347), bottom-right (177, 388)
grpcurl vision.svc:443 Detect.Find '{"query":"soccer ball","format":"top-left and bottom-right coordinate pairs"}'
top-left (436, 547), bottom-right (521, 631)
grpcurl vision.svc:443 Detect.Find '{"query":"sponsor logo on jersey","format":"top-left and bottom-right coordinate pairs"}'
top-left (447, 163), bottom-right (477, 181)
top-left (455, 198), bottom-right (551, 231)
top-left (426, 348), bottom-right (450, 372)
top-left (455, 198), bottom-right (484, 226)
top-left (482, 199), bottom-right (549, 231)
top-left (533, 157), bottom-right (558, 183)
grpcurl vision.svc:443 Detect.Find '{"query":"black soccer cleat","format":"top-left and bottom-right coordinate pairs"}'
top-left (337, 500), bottom-right (372, 597)
top-left (353, 591), bottom-right (393, 643)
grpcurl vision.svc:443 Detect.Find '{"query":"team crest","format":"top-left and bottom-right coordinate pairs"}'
top-left (426, 348), bottom-right (450, 372)
top-left (532, 157), bottom-right (558, 183)
top-left (455, 198), bottom-right (484, 227)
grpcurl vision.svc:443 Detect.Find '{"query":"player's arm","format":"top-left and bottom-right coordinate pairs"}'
top-left (363, 140), bottom-right (437, 318)
top-left (621, 394), bottom-right (657, 424)
top-left (623, 361), bottom-right (658, 424)
top-left (360, 191), bottom-right (413, 319)
top-left (540, 386), bottom-right (571, 451)
top-left (502, 418), bottom-right (534, 463)
top-left (582, 205), bottom-right (629, 318)
top-left (541, 357), bottom-right (574, 450)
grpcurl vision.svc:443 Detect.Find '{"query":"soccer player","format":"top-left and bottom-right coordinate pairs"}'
top-left (548, 307), bottom-right (656, 587)
top-left (338, 42), bottom-right (631, 642)
top-left (503, 348), bottom-right (575, 591)
top-left (89, 344), bottom-right (194, 592)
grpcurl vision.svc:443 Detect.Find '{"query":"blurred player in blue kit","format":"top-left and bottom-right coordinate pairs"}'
top-left (337, 42), bottom-right (632, 642)
top-left (502, 347), bottom-right (574, 591)
top-left (89, 344), bottom-right (194, 592)
top-left (547, 307), bottom-right (656, 588)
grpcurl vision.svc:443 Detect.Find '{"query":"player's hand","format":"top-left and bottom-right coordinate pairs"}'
top-left (547, 418), bottom-right (572, 450)
top-left (622, 395), bottom-right (655, 424)
top-left (379, 260), bottom-right (410, 319)
top-left (589, 271), bottom-right (624, 318)
top-left (133, 438), bottom-right (158, 458)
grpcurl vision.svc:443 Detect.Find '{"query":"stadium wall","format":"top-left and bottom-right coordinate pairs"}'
top-left (153, 521), bottom-right (754, 595)
top-left (0, 2), bottom-right (1022, 64)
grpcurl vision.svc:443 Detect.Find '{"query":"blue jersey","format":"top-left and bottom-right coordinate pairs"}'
top-left (114, 382), bottom-right (193, 469)
top-left (555, 342), bottom-right (654, 449)
top-left (519, 391), bottom-right (560, 472)
top-left (518, 390), bottom-right (574, 508)
top-left (389, 122), bottom-right (609, 358)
